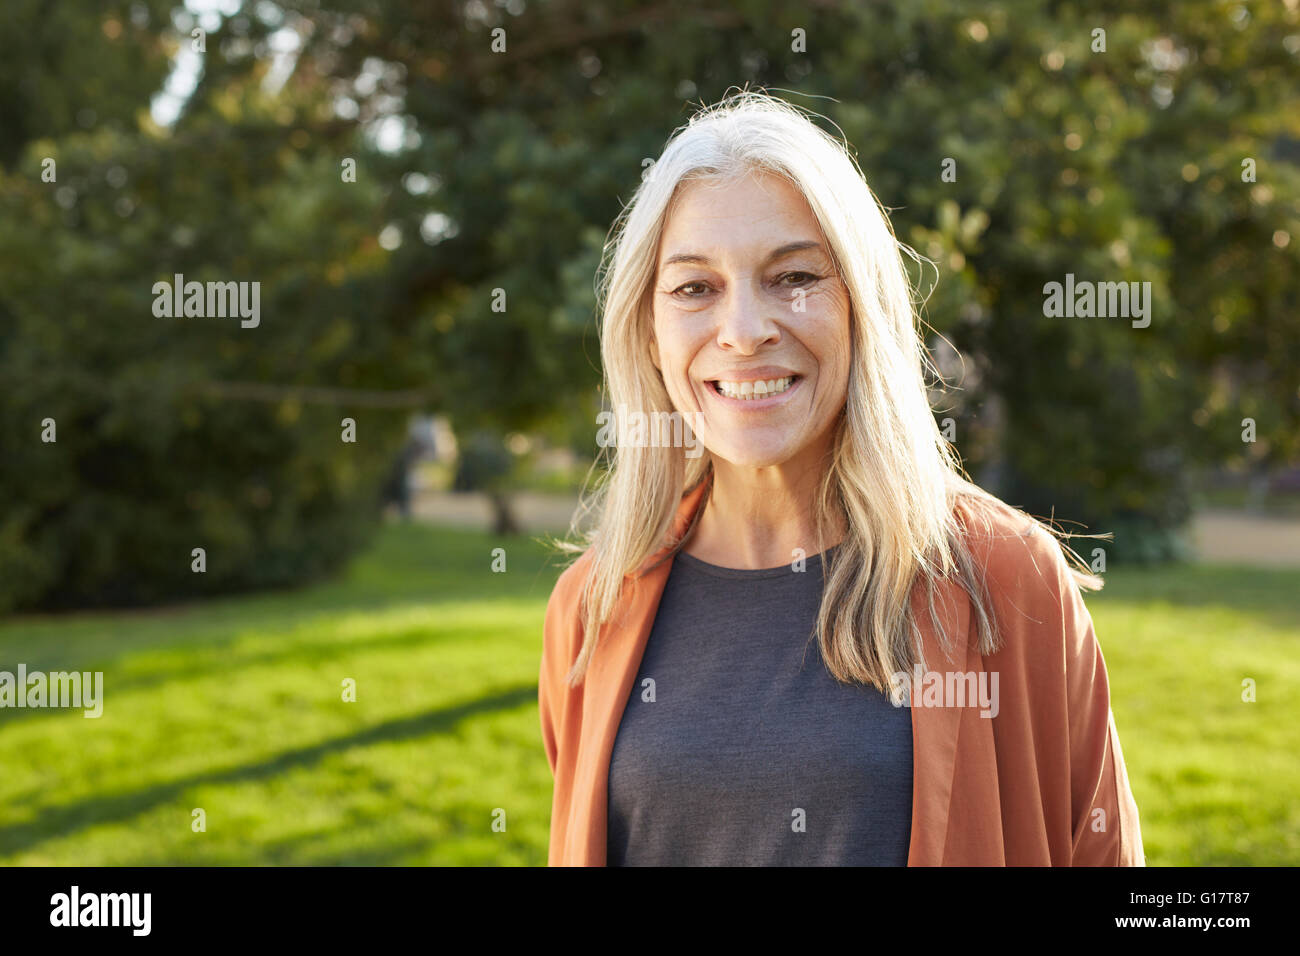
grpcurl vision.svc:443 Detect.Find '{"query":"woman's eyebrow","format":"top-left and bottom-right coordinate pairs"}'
top-left (660, 240), bottom-right (825, 268)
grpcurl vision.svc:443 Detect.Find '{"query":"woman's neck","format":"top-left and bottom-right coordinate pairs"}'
top-left (683, 453), bottom-right (845, 570)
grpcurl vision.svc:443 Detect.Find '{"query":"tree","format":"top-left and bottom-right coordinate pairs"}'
top-left (3, 0), bottom-right (1296, 611)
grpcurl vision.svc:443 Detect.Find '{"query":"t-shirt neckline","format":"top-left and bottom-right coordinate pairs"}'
top-left (670, 544), bottom-right (839, 580)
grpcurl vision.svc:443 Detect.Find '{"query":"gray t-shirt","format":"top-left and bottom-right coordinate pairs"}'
top-left (606, 546), bottom-right (913, 866)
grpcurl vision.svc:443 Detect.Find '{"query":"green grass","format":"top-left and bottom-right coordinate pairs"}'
top-left (0, 525), bottom-right (1296, 865)
top-left (1086, 563), bottom-right (1300, 865)
top-left (0, 522), bottom-right (567, 865)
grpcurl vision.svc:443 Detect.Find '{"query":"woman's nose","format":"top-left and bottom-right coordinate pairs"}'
top-left (714, 282), bottom-right (781, 354)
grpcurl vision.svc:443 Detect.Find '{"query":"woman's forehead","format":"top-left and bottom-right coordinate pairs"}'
top-left (665, 169), bottom-right (804, 216)
top-left (658, 174), bottom-right (823, 262)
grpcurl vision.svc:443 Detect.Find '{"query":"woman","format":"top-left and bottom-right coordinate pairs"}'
top-left (540, 91), bottom-right (1144, 866)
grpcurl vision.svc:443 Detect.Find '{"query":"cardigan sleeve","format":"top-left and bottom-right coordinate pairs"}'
top-left (539, 588), bottom-right (563, 777)
top-left (1054, 546), bottom-right (1146, 866)
top-left (538, 555), bottom-right (589, 778)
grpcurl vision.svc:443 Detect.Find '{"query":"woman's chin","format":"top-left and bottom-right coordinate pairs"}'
top-left (703, 440), bottom-right (800, 471)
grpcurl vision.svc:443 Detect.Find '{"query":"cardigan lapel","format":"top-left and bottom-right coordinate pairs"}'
top-left (905, 575), bottom-right (974, 865)
top-left (574, 479), bottom-right (980, 866)
top-left (571, 479), bottom-right (711, 866)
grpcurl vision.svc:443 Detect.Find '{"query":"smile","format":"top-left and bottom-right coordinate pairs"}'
top-left (710, 376), bottom-right (797, 400)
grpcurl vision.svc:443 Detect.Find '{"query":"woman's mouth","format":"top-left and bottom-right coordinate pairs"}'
top-left (706, 375), bottom-right (801, 405)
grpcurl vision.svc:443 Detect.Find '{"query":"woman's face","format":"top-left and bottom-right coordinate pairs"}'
top-left (651, 171), bottom-right (852, 471)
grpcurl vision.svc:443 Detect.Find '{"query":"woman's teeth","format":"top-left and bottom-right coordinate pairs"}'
top-left (713, 376), bottom-right (795, 400)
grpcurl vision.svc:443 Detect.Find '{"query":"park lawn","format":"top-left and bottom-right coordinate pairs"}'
top-left (0, 521), bottom-right (1296, 866)
top-left (1085, 563), bottom-right (1300, 865)
top-left (0, 521), bottom-right (566, 866)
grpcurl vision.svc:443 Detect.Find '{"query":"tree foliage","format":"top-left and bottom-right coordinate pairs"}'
top-left (2, 0), bottom-right (1297, 610)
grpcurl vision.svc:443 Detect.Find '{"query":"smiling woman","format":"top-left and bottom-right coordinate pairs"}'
top-left (649, 171), bottom-right (851, 540)
top-left (540, 90), bottom-right (1144, 867)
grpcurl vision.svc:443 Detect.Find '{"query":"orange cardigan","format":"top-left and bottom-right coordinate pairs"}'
top-left (539, 480), bottom-right (1145, 866)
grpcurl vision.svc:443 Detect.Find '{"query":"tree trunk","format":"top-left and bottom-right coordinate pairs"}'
top-left (488, 491), bottom-right (521, 536)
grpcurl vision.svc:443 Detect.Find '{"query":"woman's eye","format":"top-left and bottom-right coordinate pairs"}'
top-left (776, 271), bottom-right (820, 286)
top-left (673, 281), bottom-right (712, 297)
top-left (670, 274), bottom-right (819, 298)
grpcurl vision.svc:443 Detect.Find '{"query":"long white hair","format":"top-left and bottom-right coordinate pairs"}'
top-left (560, 89), bottom-right (1099, 690)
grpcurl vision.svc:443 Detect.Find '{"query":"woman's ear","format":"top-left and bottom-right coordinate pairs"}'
top-left (649, 337), bottom-right (661, 372)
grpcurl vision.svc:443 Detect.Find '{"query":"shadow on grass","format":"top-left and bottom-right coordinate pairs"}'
top-left (0, 684), bottom-right (536, 860)
top-left (136, 833), bottom-right (445, 867)
top-left (0, 522), bottom-right (572, 725)
top-left (0, 604), bottom-right (539, 731)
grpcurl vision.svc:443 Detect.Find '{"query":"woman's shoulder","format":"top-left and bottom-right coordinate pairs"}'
top-left (546, 548), bottom-right (594, 623)
top-left (540, 550), bottom-right (595, 688)
top-left (954, 491), bottom-right (1074, 570)
top-left (950, 490), bottom-right (1092, 639)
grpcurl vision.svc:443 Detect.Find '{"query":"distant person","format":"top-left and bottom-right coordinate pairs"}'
top-left (381, 439), bottom-right (419, 520)
top-left (540, 91), bottom-right (1143, 866)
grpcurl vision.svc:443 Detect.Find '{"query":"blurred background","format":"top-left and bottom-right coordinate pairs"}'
top-left (0, 0), bottom-right (1297, 865)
